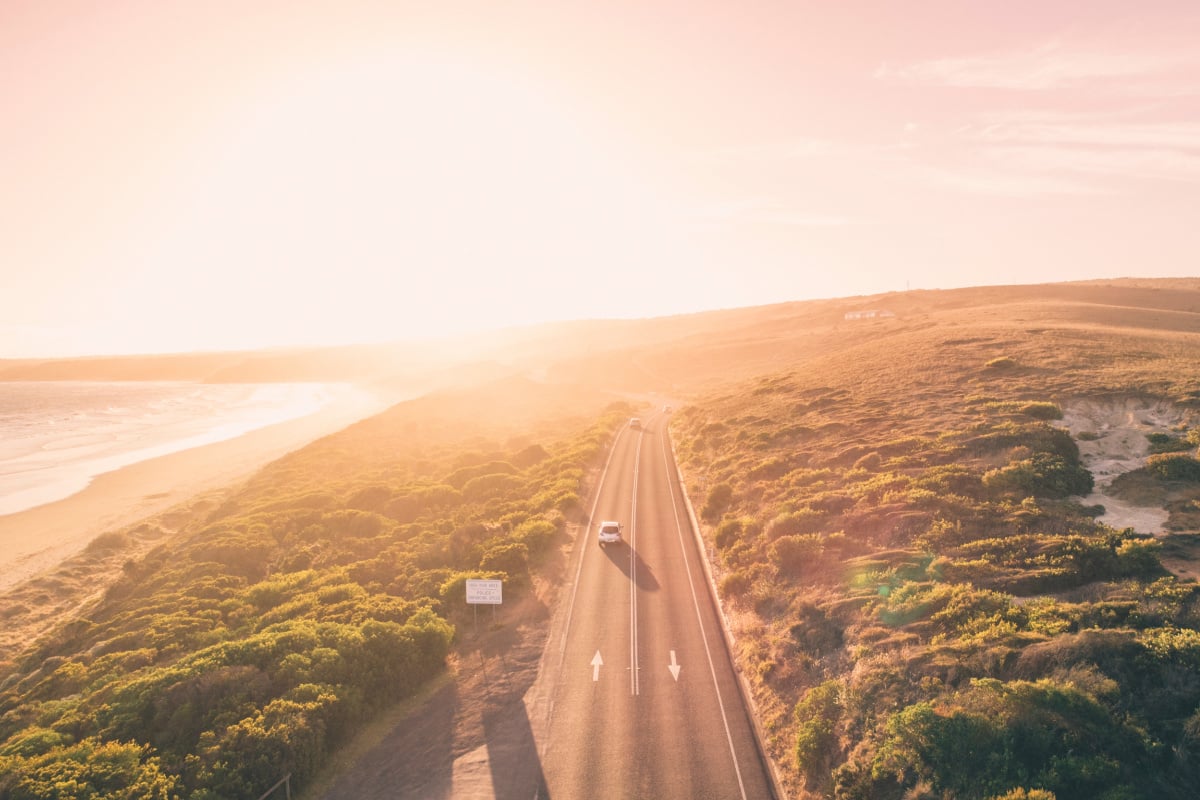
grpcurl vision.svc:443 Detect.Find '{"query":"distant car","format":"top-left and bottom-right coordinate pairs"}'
top-left (663, 405), bottom-right (671, 412)
top-left (598, 520), bottom-right (623, 546)
top-left (629, 417), bottom-right (641, 428)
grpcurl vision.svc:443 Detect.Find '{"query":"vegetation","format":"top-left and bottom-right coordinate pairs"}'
top-left (673, 315), bottom-right (1200, 799)
top-left (0, 380), bottom-right (629, 798)
top-left (6, 280), bottom-right (1200, 798)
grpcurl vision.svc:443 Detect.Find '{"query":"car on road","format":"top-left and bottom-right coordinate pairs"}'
top-left (597, 520), bottom-right (623, 546)
top-left (629, 417), bottom-right (641, 428)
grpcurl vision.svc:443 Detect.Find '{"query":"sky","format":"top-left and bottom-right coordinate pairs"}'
top-left (3, 1), bottom-right (1199, 358)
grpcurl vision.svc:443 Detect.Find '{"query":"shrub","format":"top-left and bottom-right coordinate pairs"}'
top-left (771, 535), bottom-right (825, 573)
top-left (1020, 401), bottom-right (1063, 420)
top-left (479, 541), bottom-right (529, 580)
top-left (1116, 538), bottom-right (1162, 577)
top-left (871, 678), bottom-right (1147, 800)
top-left (1146, 454), bottom-right (1200, 481)
top-left (0, 739), bottom-right (179, 799)
top-left (794, 680), bottom-right (841, 788)
top-left (721, 570), bottom-right (752, 599)
top-left (511, 444), bottom-right (549, 468)
top-left (983, 453), bottom-right (1093, 498)
top-left (853, 452), bottom-right (883, 471)
top-left (984, 401), bottom-right (1062, 420)
top-left (324, 509), bottom-right (387, 539)
top-left (346, 485), bottom-right (392, 512)
top-left (702, 483), bottom-right (734, 523)
top-left (513, 519), bottom-right (558, 555)
top-left (989, 790), bottom-right (1058, 800)
top-left (86, 530), bottom-right (132, 553)
top-left (986, 356), bottom-right (1017, 369)
top-left (461, 473), bottom-right (524, 502)
top-left (445, 461), bottom-right (518, 490)
top-left (766, 509), bottom-right (827, 539)
top-left (713, 517), bottom-right (743, 550)
top-left (746, 457), bottom-right (791, 481)
top-left (1146, 432), bottom-right (1191, 454)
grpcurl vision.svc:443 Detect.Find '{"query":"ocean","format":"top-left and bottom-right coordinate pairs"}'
top-left (0, 381), bottom-right (335, 517)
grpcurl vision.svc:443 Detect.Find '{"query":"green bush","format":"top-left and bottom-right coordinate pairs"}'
top-left (444, 461), bottom-right (518, 490)
top-left (983, 453), bottom-right (1093, 498)
top-left (1020, 402), bottom-right (1063, 420)
top-left (983, 400), bottom-right (1062, 420)
top-left (989, 790), bottom-right (1058, 800)
top-left (794, 680), bottom-right (841, 788)
top-left (702, 483), bottom-right (735, 523)
top-left (1146, 454), bottom-right (1200, 481)
top-left (479, 541), bottom-right (529, 580)
top-left (1146, 433), bottom-right (1192, 454)
top-left (720, 570), bottom-right (752, 599)
top-left (0, 739), bottom-right (179, 800)
top-left (771, 535), bottom-right (825, 573)
top-left (766, 509), bottom-right (827, 539)
top-left (460, 473), bottom-right (524, 502)
top-left (713, 517), bottom-right (743, 550)
top-left (513, 519), bottom-right (558, 555)
top-left (871, 678), bottom-right (1149, 800)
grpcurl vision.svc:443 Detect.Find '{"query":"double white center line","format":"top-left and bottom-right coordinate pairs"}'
top-left (629, 435), bottom-right (642, 696)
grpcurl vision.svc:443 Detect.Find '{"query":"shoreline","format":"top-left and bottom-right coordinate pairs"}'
top-left (0, 384), bottom-right (390, 594)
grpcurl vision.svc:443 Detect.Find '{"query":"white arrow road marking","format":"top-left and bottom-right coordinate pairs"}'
top-left (668, 650), bottom-right (681, 681)
top-left (591, 650), bottom-right (604, 681)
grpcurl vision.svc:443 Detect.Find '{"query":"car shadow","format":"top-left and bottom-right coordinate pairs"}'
top-left (601, 541), bottom-right (661, 591)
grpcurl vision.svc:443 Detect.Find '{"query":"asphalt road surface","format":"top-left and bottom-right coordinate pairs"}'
top-left (538, 411), bottom-right (776, 799)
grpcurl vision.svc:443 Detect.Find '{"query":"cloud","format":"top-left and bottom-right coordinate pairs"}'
top-left (874, 35), bottom-right (1200, 191)
top-left (975, 115), bottom-right (1200, 150)
top-left (912, 164), bottom-right (1099, 196)
top-left (878, 42), bottom-right (1193, 91)
top-left (966, 113), bottom-right (1200, 183)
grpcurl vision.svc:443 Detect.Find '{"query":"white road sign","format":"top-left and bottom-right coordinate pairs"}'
top-left (466, 578), bottom-right (503, 605)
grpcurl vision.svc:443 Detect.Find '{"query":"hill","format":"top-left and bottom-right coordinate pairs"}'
top-left (669, 278), bottom-right (1200, 798)
top-left (2, 278), bottom-right (1200, 798)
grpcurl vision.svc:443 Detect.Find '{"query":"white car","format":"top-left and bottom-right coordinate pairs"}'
top-left (597, 520), bottom-right (623, 546)
top-left (629, 417), bottom-right (641, 428)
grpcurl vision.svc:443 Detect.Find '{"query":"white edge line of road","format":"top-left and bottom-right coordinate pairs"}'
top-left (558, 420), bottom-right (626, 671)
top-left (665, 421), bottom-right (788, 800)
top-left (660, 428), bottom-right (749, 800)
top-left (630, 434), bottom-right (641, 696)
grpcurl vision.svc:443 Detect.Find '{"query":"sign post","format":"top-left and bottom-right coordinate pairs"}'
top-left (466, 578), bottom-right (502, 631)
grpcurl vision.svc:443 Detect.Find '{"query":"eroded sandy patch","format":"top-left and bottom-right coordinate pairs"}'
top-left (1057, 396), bottom-right (1189, 535)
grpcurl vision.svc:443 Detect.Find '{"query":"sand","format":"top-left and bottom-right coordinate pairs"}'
top-left (1057, 396), bottom-right (1191, 536)
top-left (0, 384), bottom-right (389, 594)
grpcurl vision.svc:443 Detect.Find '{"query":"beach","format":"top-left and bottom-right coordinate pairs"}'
top-left (0, 384), bottom-right (388, 594)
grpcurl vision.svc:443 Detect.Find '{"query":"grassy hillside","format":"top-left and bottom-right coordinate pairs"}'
top-left (3, 279), bottom-right (1200, 798)
top-left (0, 377), bottom-right (630, 798)
top-left (671, 283), bottom-right (1200, 799)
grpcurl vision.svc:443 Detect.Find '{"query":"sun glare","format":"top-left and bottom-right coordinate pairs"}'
top-left (120, 51), bottom-right (684, 351)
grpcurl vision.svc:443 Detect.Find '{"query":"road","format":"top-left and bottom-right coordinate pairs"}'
top-left (537, 411), bottom-right (776, 799)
